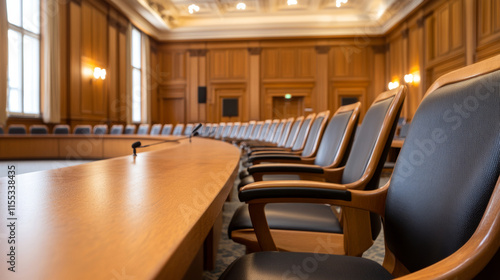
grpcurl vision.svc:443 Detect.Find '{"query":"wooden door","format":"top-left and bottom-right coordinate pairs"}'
top-left (272, 96), bottom-right (304, 119)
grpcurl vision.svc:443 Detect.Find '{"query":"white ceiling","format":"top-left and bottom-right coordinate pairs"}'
top-left (110, 0), bottom-right (425, 40)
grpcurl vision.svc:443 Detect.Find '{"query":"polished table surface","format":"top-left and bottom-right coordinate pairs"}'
top-left (0, 136), bottom-right (240, 279)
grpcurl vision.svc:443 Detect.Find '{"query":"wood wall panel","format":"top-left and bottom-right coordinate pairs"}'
top-left (476, 0), bottom-right (500, 61)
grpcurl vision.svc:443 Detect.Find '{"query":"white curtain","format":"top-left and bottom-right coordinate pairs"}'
top-left (141, 33), bottom-right (150, 124)
top-left (0, 0), bottom-right (8, 126)
top-left (42, 0), bottom-right (61, 123)
top-left (126, 24), bottom-right (132, 124)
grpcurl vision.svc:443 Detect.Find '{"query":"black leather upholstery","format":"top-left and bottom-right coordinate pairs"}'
top-left (301, 115), bottom-right (326, 157)
top-left (239, 187), bottom-right (351, 202)
top-left (341, 97), bottom-right (394, 185)
top-left (271, 122), bottom-right (284, 143)
top-left (248, 154), bottom-right (302, 163)
top-left (291, 118), bottom-right (312, 150)
top-left (30, 126), bottom-right (48, 134)
top-left (314, 111), bottom-right (352, 166)
top-left (124, 126), bottom-right (135, 135)
top-left (229, 203), bottom-right (343, 238)
top-left (93, 126), bottom-right (107, 135)
top-left (53, 126), bottom-right (69, 134)
top-left (385, 70), bottom-right (500, 272)
top-left (110, 125), bottom-right (124, 135)
top-left (137, 125), bottom-right (149, 135)
top-left (161, 125), bottom-right (172, 135)
top-left (219, 252), bottom-right (394, 280)
top-left (8, 126), bottom-right (27, 134)
top-left (248, 164), bottom-right (324, 175)
top-left (74, 126), bottom-right (91, 135)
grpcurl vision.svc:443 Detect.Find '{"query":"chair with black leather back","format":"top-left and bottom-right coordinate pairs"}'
top-left (172, 124), bottom-right (184, 136)
top-left (230, 87), bottom-right (406, 256)
top-left (53, 124), bottom-right (70, 134)
top-left (227, 122), bottom-right (248, 142)
top-left (183, 123), bottom-right (194, 136)
top-left (252, 117), bottom-right (294, 149)
top-left (201, 123), bottom-right (211, 137)
top-left (214, 123), bottom-right (225, 140)
top-left (247, 119), bottom-right (281, 147)
top-left (243, 119), bottom-right (272, 146)
top-left (73, 125), bottom-right (92, 135)
top-left (238, 104), bottom-right (360, 188)
top-left (220, 56), bottom-right (500, 280)
top-left (161, 124), bottom-right (173, 136)
top-left (150, 124), bottom-right (162, 135)
top-left (110, 124), bottom-right (124, 135)
top-left (225, 122), bottom-right (241, 141)
top-left (8, 124), bottom-right (27, 134)
top-left (136, 124), bottom-right (150, 135)
top-left (29, 124), bottom-right (49, 135)
top-left (221, 122), bottom-right (234, 140)
top-left (124, 124), bottom-right (136, 135)
top-left (93, 124), bottom-right (108, 135)
top-left (209, 124), bottom-right (219, 137)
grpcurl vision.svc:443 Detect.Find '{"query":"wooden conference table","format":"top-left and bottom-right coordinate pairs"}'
top-left (0, 135), bottom-right (240, 279)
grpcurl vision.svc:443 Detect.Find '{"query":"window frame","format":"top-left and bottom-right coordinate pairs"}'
top-left (131, 26), bottom-right (142, 124)
top-left (6, 0), bottom-right (41, 117)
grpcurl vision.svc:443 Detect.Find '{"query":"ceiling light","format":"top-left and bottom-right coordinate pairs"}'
top-left (237, 2), bottom-right (246, 10)
top-left (188, 4), bottom-right (199, 14)
top-left (336, 0), bottom-right (348, 8)
top-left (287, 0), bottom-right (298, 6)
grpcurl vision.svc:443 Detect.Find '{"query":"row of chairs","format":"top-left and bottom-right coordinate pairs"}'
top-left (0, 123), bottom-right (197, 136)
top-left (214, 56), bottom-right (500, 279)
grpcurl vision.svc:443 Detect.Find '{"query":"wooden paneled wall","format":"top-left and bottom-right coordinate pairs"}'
top-left (5, 0), bottom-right (500, 128)
top-left (154, 38), bottom-right (385, 124)
top-left (386, 0), bottom-right (500, 120)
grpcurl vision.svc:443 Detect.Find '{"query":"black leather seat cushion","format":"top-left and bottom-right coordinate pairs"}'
top-left (219, 252), bottom-right (394, 280)
top-left (228, 203), bottom-right (342, 238)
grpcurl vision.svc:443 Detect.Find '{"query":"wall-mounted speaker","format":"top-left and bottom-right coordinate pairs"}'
top-left (198, 87), bottom-right (207, 104)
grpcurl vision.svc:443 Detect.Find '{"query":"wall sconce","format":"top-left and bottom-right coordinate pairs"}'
top-left (93, 67), bottom-right (106, 80)
top-left (404, 72), bottom-right (420, 86)
top-left (388, 81), bottom-right (400, 90)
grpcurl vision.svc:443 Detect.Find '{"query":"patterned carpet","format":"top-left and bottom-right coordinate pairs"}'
top-left (203, 163), bottom-right (389, 280)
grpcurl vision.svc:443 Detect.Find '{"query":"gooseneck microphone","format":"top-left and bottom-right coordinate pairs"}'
top-left (132, 123), bottom-right (203, 156)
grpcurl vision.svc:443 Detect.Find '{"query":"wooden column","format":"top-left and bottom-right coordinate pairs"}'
top-left (465, 0), bottom-right (476, 65)
top-left (187, 48), bottom-right (207, 123)
top-left (248, 47), bottom-right (261, 120)
top-left (372, 45), bottom-right (386, 101)
top-left (315, 45), bottom-right (330, 112)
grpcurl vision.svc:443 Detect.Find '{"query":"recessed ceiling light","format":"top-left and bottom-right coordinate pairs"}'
top-left (287, 0), bottom-right (298, 6)
top-left (188, 4), bottom-right (200, 14)
top-left (336, 0), bottom-right (348, 8)
top-left (237, 2), bottom-right (246, 10)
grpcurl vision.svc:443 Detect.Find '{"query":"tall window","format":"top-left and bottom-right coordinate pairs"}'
top-left (6, 0), bottom-right (40, 116)
top-left (131, 27), bottom-right (142, 123)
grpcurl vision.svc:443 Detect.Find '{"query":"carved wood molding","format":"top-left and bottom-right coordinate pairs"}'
top-left (248, 47), bottom-right (262, 55)
top-left (315, 46), bottom-right (331, 54)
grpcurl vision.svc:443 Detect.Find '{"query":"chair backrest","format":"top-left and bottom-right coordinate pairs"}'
top-left (257, 120), bottom-right (272, 141)
top-left (229, 122), bottom-right (241, 138)
top-left (300, 111), bottom-right (330, 157)
top-left (124, 124), bottom-right (136, 135)
top-left (270, 119), bottom-right (285, 144)
top-left (8, 124), bottom-right (27, 134)
top-left (236, 123), bottom-right (248, 139)
top-left (53, 124), bottom-right (70, 134)
top-left (243, 121), bottom-right (256, 140)
top-left (150, 124), bottom-right (162, 135)
top-left (249, 121), bottom-right (264, 140)
top-left (277, 117), bottom-right (294, 147)
top-left (283, 116), bottom-right (304, 148)
top-left (264, 119), bottom-right (280, 143)
top-left (161, 124), bottom-right (173, 135)
top-left (172, 124), bottom-right (184, 136)
top-left (221, 123), bottom-right (233, 139)
top-left (385, 57), bottom-right (500, 273)
top-left (110, 124), bottom-right (124, 135)
top-left (136, 124), bottom-right (150, 135)
top-left (201, 124), bottom-right (211, 137)
top-left (30, 125), bottom-right (49, 135)
top-left (314, 103), bottom-right (361, 167)
top-left (291, 113), bottom-right (315, 151)
top-left (214, 123), bottom-right (225, 139)
top-left (183, 124), bottom-right (194, 136)
top-left (209, 124), bottom-right (218, 137)
top-left (341, 87), bottom-right (406, 189)
top-left (73, 125), bottom-right (92, 135)
top-left (398, 123), bottom-right (410, 139)
top-left (93, 124), bottom-right (108, 135)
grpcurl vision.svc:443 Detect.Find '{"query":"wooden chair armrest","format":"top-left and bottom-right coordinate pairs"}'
top-left (240, 180), bottom-right (389, 251)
